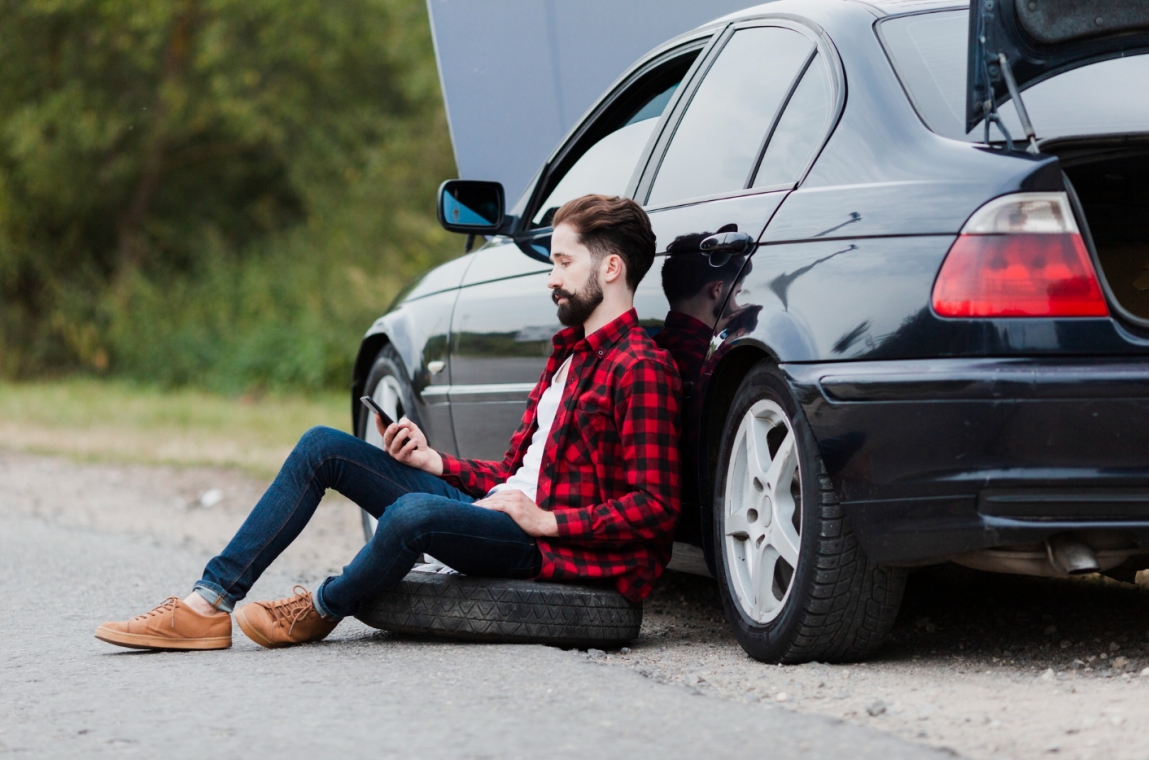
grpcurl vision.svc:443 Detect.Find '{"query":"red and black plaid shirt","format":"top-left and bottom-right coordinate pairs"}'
top-left (653, 310), bottom-right (713, 391)
top-left (438, 308), bottom-right (682, 602)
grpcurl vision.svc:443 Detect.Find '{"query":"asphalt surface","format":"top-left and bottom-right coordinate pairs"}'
top-left (0, 513), bottom-right (947, 759)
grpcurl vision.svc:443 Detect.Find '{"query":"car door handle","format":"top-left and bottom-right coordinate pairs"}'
top-left (700, 231), bottom-right (754, 256)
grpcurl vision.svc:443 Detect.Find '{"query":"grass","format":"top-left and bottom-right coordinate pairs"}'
top-left (0, 379), bottom-right (351, 478)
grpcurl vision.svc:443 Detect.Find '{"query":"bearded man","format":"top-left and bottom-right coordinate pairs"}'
top-left (95, 194), bottom-right (682, 651)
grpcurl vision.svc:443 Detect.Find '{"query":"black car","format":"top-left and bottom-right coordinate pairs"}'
top-left (351, 0), bottom-right (1149, 663)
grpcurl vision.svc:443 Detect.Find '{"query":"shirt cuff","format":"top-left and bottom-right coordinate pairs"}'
top-left (553, 507), bottom-right (593, 539)
top-left (438, 452), bottom-right (467, 478)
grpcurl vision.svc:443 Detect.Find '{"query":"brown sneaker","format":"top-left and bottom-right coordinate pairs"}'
top-left (95, 597), bottom-right (232, 651)
top-left (234, 586), bottom-right (338, 649)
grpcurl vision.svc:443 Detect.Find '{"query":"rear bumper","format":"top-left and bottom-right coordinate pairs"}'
top-left (785, 357), bottom-right (1149, 565)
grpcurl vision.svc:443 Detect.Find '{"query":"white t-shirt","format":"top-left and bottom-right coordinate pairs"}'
top-left (488, 355), bottom-right (574, 503)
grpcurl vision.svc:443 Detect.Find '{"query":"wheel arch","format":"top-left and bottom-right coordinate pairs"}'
top-left (351, 293), bottom-right (437, 422)
top-left (696, 341), bottom-right (778, 571)
top-left (350, 331), bottom-right (394, 430)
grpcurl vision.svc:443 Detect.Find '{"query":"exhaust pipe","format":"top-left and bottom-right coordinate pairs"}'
top-left (1046, 534), bottom-right (1101, 575)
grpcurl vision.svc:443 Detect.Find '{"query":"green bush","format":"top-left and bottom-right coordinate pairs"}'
top-left (0, 0), bottom-right (459, 390)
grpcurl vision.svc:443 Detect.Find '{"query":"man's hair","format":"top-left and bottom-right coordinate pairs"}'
top-left (552, 194), bottom-right (656, 292)
top-left (661, 251), bottom-right (751, 305)
top-left (661, 227), bottom-right (752, 305)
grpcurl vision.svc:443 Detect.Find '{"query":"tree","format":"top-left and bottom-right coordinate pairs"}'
top-left (0, 0), bottom-right (456, 383)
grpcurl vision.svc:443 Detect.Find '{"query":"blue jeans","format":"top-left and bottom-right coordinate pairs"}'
top-left (193, 426), bottom-right (541, 619)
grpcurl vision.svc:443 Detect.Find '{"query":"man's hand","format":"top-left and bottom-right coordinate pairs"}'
top-left (379, 416), bottom-right (443, 476)
top-left (474, 489), bottom-right (559, 537)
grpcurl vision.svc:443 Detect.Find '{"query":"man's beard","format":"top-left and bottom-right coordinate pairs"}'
top-left (552, 272), bottom-right (604, 327)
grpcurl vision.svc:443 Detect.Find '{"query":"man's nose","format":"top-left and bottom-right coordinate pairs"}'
top-left (546, 267), bottom-right (562, 290)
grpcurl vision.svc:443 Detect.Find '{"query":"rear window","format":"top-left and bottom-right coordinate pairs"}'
top-left (879, 9), bottom-right (1149, 142)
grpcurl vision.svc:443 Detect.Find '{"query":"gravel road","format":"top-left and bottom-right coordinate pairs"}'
top-left (4, 449), bottom-right (1149, 759)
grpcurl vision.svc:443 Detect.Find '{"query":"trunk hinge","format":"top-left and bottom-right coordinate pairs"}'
top-left (975, 1), bottom-right (1039, 153)
top-left (978, 53), bottom-right (1039, 153)
top-left (996, 53), bottom-right (1040, 153)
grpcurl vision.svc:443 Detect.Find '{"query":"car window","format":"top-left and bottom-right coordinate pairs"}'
top-left (531, 55), bottom-right (697, 228)
top-left (647, 27), bottom-right (815, 207)
top-left (752, 53), bottom-right (834, 189)
top-left (880, 9), bottom-right (1149, 142)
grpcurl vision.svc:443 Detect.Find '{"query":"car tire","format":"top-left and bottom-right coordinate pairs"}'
top-left (713, 360), bottom-right (906, 663)
top-left (355, 572), bottom-right (643, 648)
top-left (357, 343), bottom-right (422, 542)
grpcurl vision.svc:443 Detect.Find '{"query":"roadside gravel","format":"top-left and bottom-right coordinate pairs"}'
top-left (0, 448), bottom-right (364, 590)
top-left (5, 448), bottom-right (1149, 760)
top-left (621, 566), bottom-right (1149, 760)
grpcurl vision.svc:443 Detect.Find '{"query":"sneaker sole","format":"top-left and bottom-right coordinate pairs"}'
top-left (234, 606), bottom-right (287, 649)
top-left (94, 626), bottom-right (231, 651)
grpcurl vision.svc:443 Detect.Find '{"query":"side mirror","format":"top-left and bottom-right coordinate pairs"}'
top-left (437, 180), bottom-right (505, 234)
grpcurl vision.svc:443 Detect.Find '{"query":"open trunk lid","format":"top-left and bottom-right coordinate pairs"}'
top-left (967, 0), bottom-right (1149, 133)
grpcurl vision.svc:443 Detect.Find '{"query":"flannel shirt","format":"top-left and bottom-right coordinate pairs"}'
top-left (653, 310), bottom-right (713, 391)
top-left (438, 308), bottom-right (682, 602)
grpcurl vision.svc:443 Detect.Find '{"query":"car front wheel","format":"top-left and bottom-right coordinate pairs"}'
top-left (357, 343), bottom-right (420, 542)
top-left (714, 360), bottom-right (906, 663)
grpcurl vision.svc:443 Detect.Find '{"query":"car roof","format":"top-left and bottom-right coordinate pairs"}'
top-left (707, 0), bottom-right (964, 26)
top-left (853, 0), bottom-right (966, 16)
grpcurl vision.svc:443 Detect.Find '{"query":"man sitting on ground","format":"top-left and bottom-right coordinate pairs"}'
top-left (96, 194), bottom-right (682, 650)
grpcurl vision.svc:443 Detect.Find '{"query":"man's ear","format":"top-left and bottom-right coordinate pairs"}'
top-left (600, 253), bottom-right (625, 286)
top-left (708, 280), bottom-right (725, 301)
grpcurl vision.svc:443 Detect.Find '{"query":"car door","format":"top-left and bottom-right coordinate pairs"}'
top-left (448, 38), bottom-right (711, 461)
top-left (635, 19), bottom-right (844, 513)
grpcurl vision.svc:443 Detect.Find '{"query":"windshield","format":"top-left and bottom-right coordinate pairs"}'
top-left (879, 9), bottom-right (1149, 142)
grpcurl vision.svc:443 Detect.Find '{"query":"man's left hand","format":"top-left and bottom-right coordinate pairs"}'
top-left (474, 490), bottom-right (559, 537)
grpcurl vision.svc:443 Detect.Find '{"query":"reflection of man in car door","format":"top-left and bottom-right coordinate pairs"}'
top-left (96, 195), bottom-right (682, 652)
top-left (655, 229), bottom-right (757, 390)
top-left (652, 230), bottom-right (755, 520)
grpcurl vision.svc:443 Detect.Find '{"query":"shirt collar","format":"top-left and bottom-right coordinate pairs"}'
top-left (662, 310), bottom-right (713, 334)
top-left (551, 307), bottom-right (640, 356)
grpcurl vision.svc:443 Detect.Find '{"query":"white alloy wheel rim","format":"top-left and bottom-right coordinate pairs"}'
top-left (722, 399), bottom-right (803, 625)
top-left (363, 375), bottom-right (405, 536)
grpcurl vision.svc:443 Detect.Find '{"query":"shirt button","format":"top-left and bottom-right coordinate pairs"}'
top-left (597, 350), bottom-right (604, 356)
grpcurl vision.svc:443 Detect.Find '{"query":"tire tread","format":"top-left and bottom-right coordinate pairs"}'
top-left (356, 572), bottom-right (643, 648)
top-left (782, 467), bottom-right (906, 662)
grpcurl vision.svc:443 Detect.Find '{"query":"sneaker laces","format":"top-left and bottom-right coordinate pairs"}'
top-left (270, 586), bottom-right (317, 636)
top-left (135, 597), bottom-right (182, 629)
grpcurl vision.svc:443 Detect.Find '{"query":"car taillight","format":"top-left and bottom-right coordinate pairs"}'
top-left (931, 192), bottom-right (1109, 318)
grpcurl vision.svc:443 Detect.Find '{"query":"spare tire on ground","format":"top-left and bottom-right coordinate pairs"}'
top-left (355, 571), bottom-right (643, 648)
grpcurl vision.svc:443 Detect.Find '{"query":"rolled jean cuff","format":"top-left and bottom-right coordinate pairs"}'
top-left (312, 578), bottom-right (343, 622)
top-left (192, 581), bottom-right (235, 613)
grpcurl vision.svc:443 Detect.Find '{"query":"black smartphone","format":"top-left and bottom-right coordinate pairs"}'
top-left (360, 395), bottom-right (396, 428)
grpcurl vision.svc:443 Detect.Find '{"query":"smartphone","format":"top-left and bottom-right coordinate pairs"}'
top-left (360, 396), bottom-right (396, 428)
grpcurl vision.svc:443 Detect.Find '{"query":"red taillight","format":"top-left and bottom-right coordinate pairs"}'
top-left (932, 193), bottom-right (1109, 318)
top-left (932, 233), bottom-right (1108, 317)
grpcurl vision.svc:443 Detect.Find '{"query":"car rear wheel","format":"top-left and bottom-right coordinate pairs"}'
top-left (714, 360), bottom-right (906, 663)
top-left (357, 344), bottom-right (420, 542)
